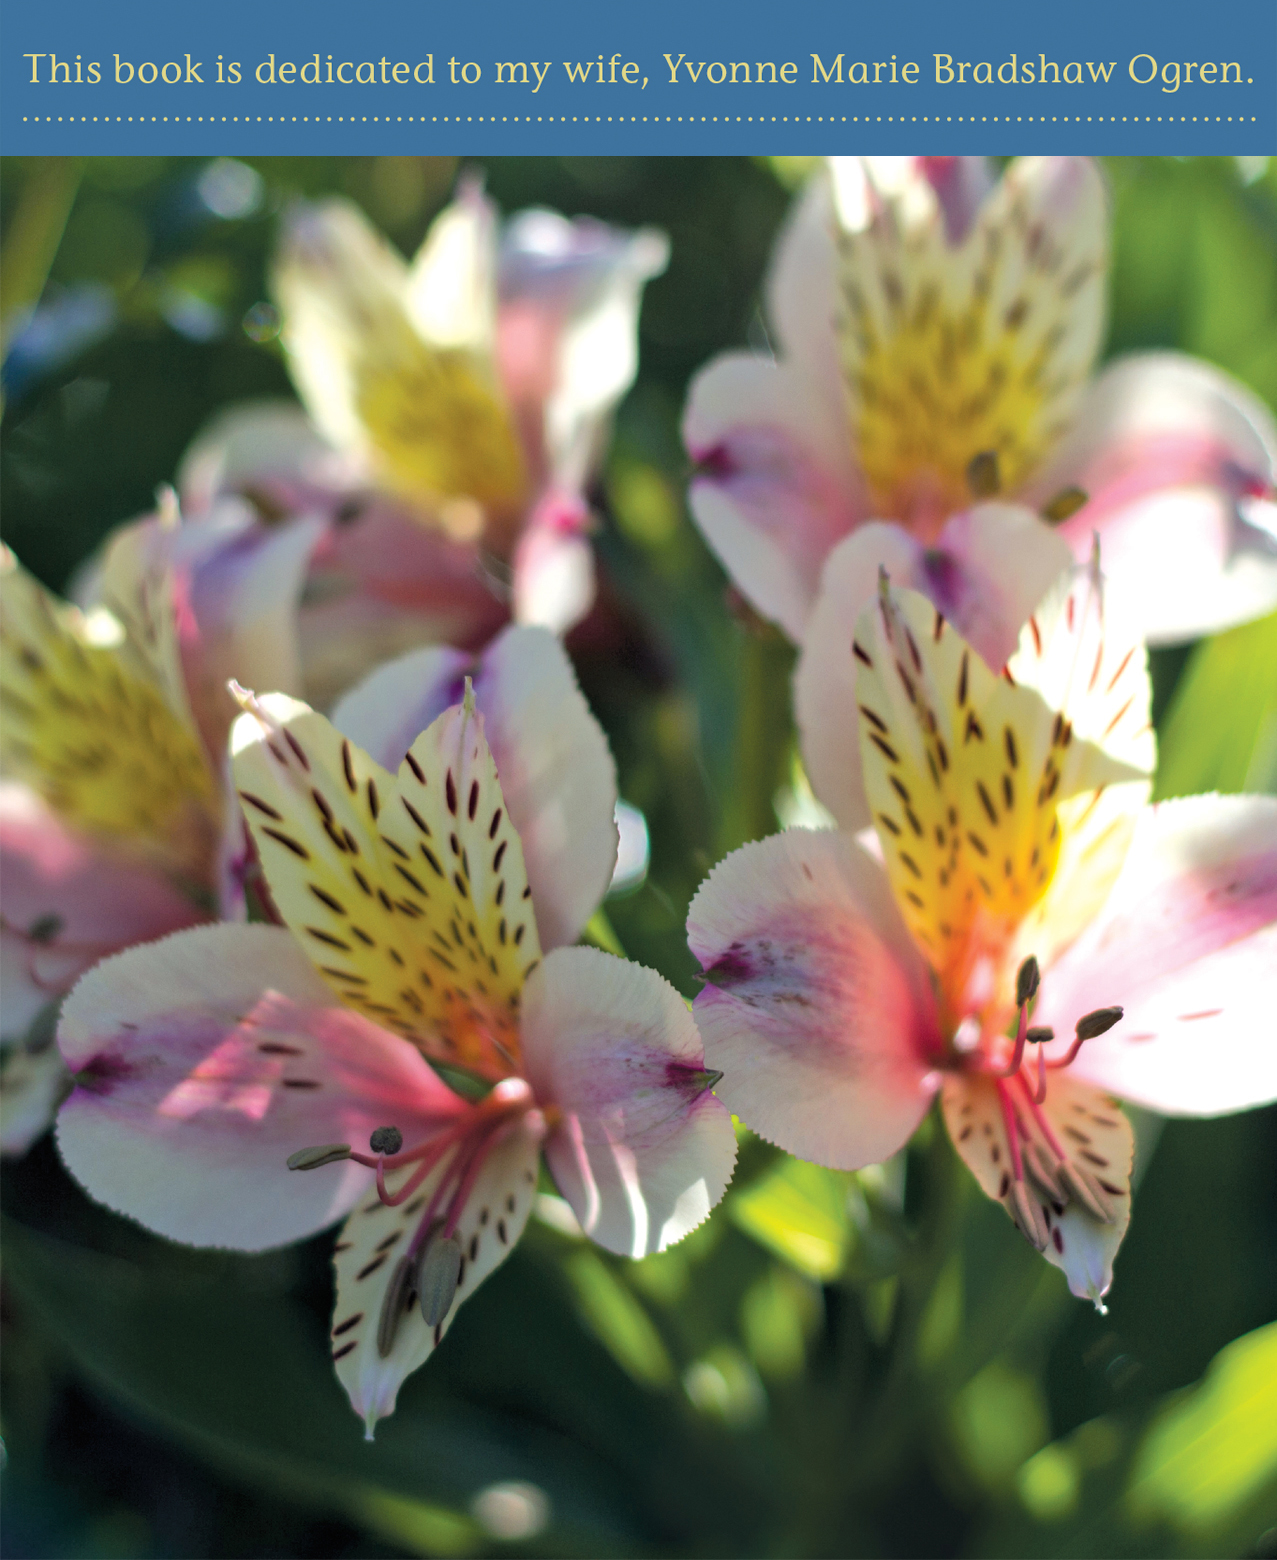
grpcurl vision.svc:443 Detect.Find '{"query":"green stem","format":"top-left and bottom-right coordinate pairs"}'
top-left (0, 158), bottom-right (83, 358)
top-left (838, 1120), bottom-right (964, 1527)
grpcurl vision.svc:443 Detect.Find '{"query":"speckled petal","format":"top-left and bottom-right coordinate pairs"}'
top-left (332, 1108), bottom-right (543, 1436)
top-left (942, 1070), bottom-right (1132, 1306)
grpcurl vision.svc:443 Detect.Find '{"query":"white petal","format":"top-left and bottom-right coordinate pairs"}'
top-left (519, 217), bottom-right (669, 491)
top-left (1038, 794), bottom-right (1277, 1116)
top-left (405, 180), bottom-right (498, 354)
top-left (684, 352), bottom-right (863, 640)
top-left (687, 829), bottom-right (937, 1171)
top-left (1037, 353), bottom-right (1277, 644)
top-left (179, 504), bottom-right (327, 761)
top-left (178, 399), bottom-right (353, 515)
top-left (765, 170), bottom-right (846, 404)
top-left (56, 924), bottom-right (467, 1250)
top-left (520, 946), bottom-right (737, 1257)
top-left (333, 1109), bottom-right (543, 1435)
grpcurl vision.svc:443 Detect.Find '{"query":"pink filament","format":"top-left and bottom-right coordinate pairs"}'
top-left (994, 1078), bottom-right (1026, 1182)
top-left (1014, 1071), bottom-right (1070, 1162)
top-left (985, 1000), bottom-right (1029, 1080)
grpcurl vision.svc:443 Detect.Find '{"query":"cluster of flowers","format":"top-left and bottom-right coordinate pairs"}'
top-left (2, 157), bottom-right (1275, 1436)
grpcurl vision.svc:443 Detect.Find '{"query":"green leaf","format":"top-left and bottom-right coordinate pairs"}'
top-left (0, 1217), bottom-right (642, 1557)
top-left (728, 1157), bottom-right (853, 1281)
top-left (563, 1250), bottom-right (676, 1388)
top-left (1155, 612), bottom-right (1277, 800)
top-left (1127, 1318), bottom-right (1277, 1533)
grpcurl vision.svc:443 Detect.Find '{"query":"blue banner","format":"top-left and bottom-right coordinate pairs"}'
top-left (5, 0), bottom-right (1275, 152)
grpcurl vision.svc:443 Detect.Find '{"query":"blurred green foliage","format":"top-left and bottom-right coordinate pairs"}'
top-left (2, 155), bottom-right (1277, 1559)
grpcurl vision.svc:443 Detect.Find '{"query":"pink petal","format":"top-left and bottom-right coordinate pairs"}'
top-left (511, 489), bottom-right (596, 634)
top-left (520, 945), bottom-right (737, 1256)
top-left (332, 624), bottom-right (617, 951)
top-left (180, 505), bottom-right (326, 762)
top-left (332, 1107), bottom-right (544, 1436)
top-left (914, 157), bottom-right (995, 244)
top-left (795, 508), bottom-right (1073, 828)
top-left (497, 209), bottom-right (669, 492)
top-left (0, 781), bottom-right (206, 1036)
top-left (1036, 354), bottom-right (1277, 644)
top-left (685, 353), bottom-right (865, 639)
top-left (686, 829), bottom-right (938, 1170)
top-left (1037, 794), bottom-right (1277, 1115)
top-left (297, 502), bottom-right (507, 709)
top-left (828, 157), bottom-right (993, 248)
top-left (178, 399), bottom-right (359, 519)
top-left (56, 924), bottom-right (467, 1251)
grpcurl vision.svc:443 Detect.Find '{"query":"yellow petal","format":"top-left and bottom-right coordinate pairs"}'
top-left (835, 157), bottom-right (1106, 526)
top-left (853, 575), bottom-right (1145, 1023)
top-left (354, 341), bottom-right (528, 527)
top-left (0, 548), bottom-right (214, 875)
top-left (231, 689), bottom-right (541, 1080)
top-left (273, 198), bottom-right (526, 533)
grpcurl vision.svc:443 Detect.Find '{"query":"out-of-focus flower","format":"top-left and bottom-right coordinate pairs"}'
top-left (55, 629), bottom-right (735, 1433)
top-left (175, 184), bottom-right (668, 706)
top-left (685, 156), bottom-right (1277, 646)
top-left (688, 546), bottom-right (1277, 1305)
top-left (0, 499), bottom-right (318, 1148)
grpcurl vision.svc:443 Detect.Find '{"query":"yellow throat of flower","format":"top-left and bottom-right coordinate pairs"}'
top-left (0, 555), bottom-right (215, 881)
top-left (833, 170), bottom-right (1102, 532)
top-left (854, 570), bottom-right (1153, 1034)
top-left (355, 340), bottom-right (529, 542)
top-left (231, 682), bottom-right (541, 1083)
top-left (844, 282), bottom-right (1058, 525)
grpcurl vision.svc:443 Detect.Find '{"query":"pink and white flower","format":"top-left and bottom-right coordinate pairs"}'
top-left (687, 545), bottom-right (1277, 1305)
top-left (55, 628), bottom-right (735, 1432)
top-left (0, 503), bottom-right (317, 1150)
top-left (176, 182), bottom-right (669, 707)
top-left (685, 156), bottom-right (1277, 647)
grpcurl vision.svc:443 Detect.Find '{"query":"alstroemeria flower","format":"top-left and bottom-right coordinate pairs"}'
top-left (55, 628), bottom-right (735, 1432)
top-left (688, 558), bottom-right (1277, 1304)
top-left (164, 182), bottom-right (668, 707)
top-left (0, 504), bottom-right (317, 1147)
top-left (685, 155), bottom-right (1277, 646)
